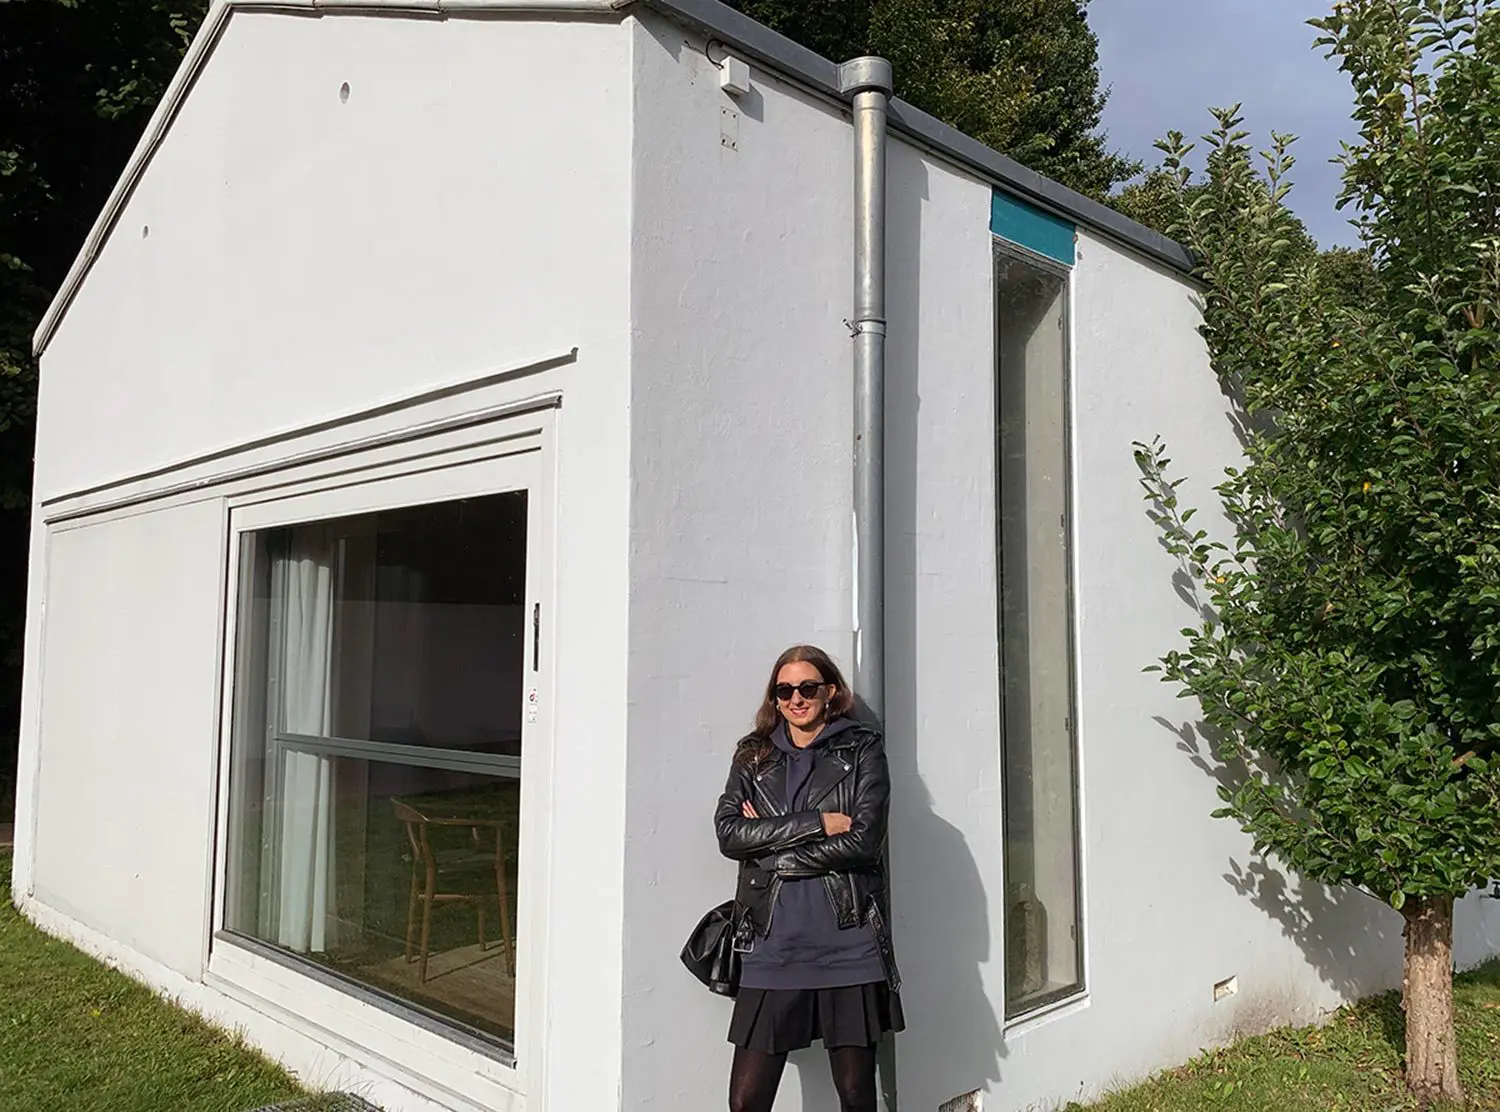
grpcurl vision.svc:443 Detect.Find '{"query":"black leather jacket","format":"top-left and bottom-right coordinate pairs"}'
top-left (714, 722), bottom-right (901, 991)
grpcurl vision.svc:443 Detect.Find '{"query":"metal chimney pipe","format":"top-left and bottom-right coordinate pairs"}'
top-left (839, 56), bottom-right (893, 723)
top-left (840, 59), bottom-right (899, 1112)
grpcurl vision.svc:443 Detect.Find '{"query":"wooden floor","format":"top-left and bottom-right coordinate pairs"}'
top-left (356, 940), bottom-right (516, 1040)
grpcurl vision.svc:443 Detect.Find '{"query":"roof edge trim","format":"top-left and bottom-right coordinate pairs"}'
top-left (638, 0), bottom-right (1194, 274)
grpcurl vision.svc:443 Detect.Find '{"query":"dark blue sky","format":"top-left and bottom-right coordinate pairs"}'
top-left (1090, 0), bottom-right (1362, 247)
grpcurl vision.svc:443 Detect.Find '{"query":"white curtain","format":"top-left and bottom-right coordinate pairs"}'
top-left (273, 528), bottom-right (338, 954)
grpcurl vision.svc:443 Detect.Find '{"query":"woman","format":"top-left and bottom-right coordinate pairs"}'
top-left (714, 645), bottom-right (903, 1112)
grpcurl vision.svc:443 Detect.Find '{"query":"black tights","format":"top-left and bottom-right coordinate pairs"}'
top-left (728, 1044), bottom-right (878, 1112)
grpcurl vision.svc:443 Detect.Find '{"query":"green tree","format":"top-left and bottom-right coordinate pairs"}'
top-left (1314, 244), bottom-right (1382, 307)
top-left (1110, 166), bottom-right (1202, 239)
top-left (721, 0), bottom-right (1137, 198)
top-left (1112, 164), bottom-right (1379, 293)
top-left (1133, 2), bottom-right (1500, 1102)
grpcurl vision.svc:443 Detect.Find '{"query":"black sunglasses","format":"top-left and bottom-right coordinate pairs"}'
top-left (774, 681), bottom-right (829, 702)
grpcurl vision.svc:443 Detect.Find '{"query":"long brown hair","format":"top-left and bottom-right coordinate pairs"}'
top-left (735, 645), bottom-right (855, 767)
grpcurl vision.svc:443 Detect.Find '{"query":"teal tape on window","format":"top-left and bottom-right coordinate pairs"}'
top-left (991, 190), bottom-right (1076, 266)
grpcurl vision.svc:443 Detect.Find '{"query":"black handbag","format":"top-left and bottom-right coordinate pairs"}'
top-left (680, 899), bottom-right (749, 996)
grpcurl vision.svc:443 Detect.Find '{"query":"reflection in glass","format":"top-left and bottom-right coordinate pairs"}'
top-left (996, 251), bottom-right (1083, 1017)
top-left (224, 493), bottom-right (526, 1043)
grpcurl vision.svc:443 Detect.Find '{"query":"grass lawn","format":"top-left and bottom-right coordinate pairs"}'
top-left (0, 849), bottom-right (318, 1112)
top-left (5, 837), bottom-right (1499, 1112)
top-left (1075, 960), bottom-right (1500, 1112)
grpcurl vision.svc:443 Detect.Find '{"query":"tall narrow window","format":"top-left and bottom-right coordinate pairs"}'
top-left (995, 248), bottom-right (1083, 1017)
top-left (223, 493), bottom-right (528, 1047)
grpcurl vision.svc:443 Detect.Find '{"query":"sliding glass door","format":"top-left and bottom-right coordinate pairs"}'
top-left (222, 456), bottom-right (540, 1049)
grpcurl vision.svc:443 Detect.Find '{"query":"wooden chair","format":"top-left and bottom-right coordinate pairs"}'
top-left (393, 799), bottom-right (515, 983)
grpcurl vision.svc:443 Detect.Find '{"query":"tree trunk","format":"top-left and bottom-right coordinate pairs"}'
top-left (1401, 895), bottom-right (1463, 1105)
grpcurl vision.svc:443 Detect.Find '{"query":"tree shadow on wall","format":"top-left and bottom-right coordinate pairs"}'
top-left (1151, 713), bottom-right (1403, 1016)
top-left (1222, 854), bottom-right (1402, 1007)
top-left (1220, 852), bottom-right (1408, 1058)
top-left (1140, 441), bottom-right (1404, 1022)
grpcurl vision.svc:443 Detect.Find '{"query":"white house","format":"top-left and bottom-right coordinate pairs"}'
top-left (12, 1), bottom-right (1500, 1110)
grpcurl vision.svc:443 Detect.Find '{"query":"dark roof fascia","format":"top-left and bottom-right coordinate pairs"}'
top-left (640, 0), bottom-right (1196, 275)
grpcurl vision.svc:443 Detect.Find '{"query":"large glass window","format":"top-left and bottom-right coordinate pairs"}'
top-left (995, 248), bottom-right (1083, 1017)
top-left (223, 492), bottom-right (528, 1046)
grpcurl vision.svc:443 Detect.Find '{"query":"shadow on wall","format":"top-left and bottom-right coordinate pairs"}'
top-left (804, 143), bottom-right (1011, 1112)
top-left (1143, 412), bottom-right (1405, 1014)
top-left (786, 745), bottom-right (1007, 1111)
top-left (783, 697), bottom-right (1005, 1112)
top-left (1223, 856), bottom-right (1401, 1008)
top-left (889, 777), bottom-right (1006, 1090)
top-left (1153, 715), bottom-right (1400, 1006)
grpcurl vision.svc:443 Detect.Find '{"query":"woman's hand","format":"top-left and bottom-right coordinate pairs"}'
top-left (741, 801), bottom-right (759, 819)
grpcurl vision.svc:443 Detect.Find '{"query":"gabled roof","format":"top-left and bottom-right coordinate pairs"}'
top-left (31, 0), bottom-right (1193, 357)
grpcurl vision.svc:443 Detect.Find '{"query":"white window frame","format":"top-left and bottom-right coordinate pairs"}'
top-left (993, 240), bottom-right (1089, 1027)
top-left (205, 411), bottom-right (557, 1111)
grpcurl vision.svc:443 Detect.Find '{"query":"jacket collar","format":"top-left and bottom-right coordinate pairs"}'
top-left (755, 717), bottom-right (862, 811)
top-left (799, 741), bottom-right (856, 808)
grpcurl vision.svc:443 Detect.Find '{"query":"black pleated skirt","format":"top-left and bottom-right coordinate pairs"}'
top-left (728, 982), bottom-right (905, 1053)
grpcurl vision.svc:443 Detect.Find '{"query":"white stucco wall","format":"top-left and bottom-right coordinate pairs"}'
top-left (30, 502), bottom-right (226, 978)
top-left (30, 11), bottom-right (623, 504)
top-left (878, 143), bottom-right (1008, 1112)
top-left (619, 18), bottom-right (1500, 1112)
top-left (620, 16), bottom-right (1011, 1109)
top-left (17, 10), bottom-right (635, 1112)
top-left (621, 17), bottom-right (858, 1111)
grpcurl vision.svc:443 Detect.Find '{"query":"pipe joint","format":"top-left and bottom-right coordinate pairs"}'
top-left (838, 56), bottom-right (894, 98)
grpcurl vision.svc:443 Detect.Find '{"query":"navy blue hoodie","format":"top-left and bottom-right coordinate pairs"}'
top-left (738, 717), bottom-right (885, 991)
